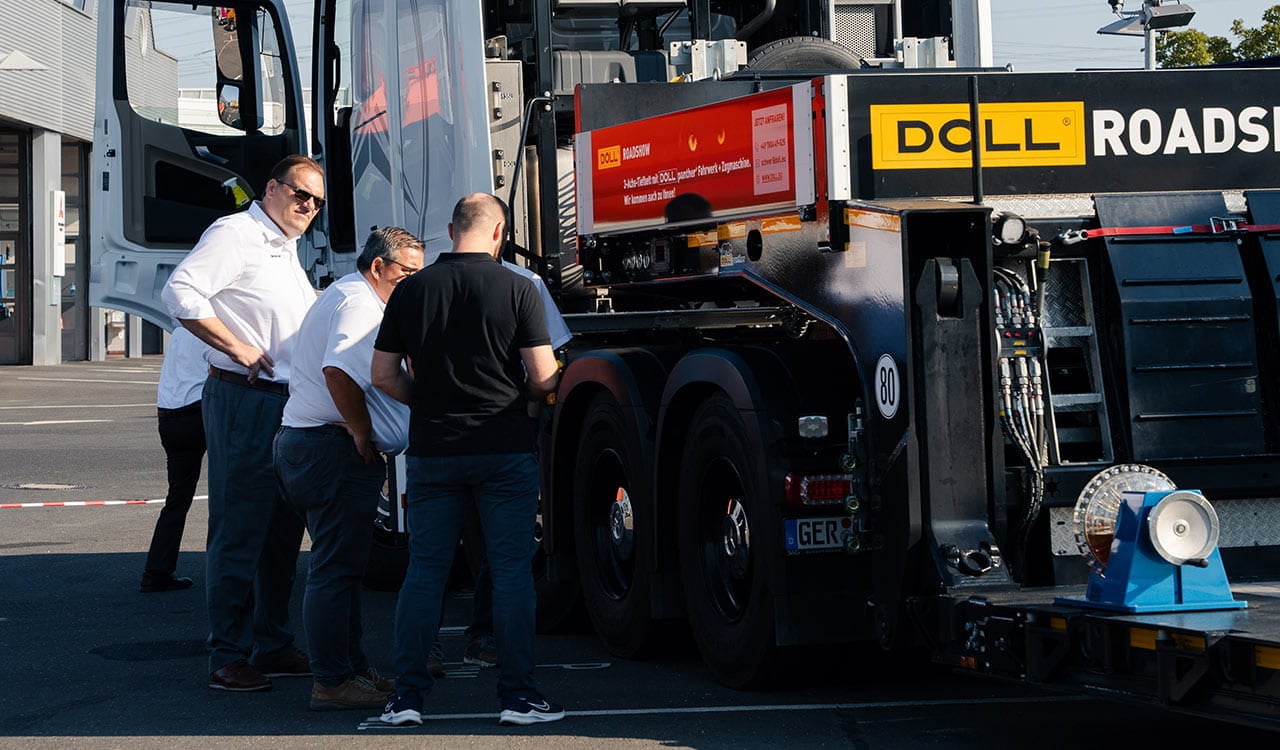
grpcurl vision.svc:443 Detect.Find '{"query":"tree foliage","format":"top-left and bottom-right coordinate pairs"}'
top-left (1157, 4), bottom-right (1280, 66)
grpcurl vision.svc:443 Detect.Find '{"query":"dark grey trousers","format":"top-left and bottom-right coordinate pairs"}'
top-left (202, 375), bottom-right (305, 673)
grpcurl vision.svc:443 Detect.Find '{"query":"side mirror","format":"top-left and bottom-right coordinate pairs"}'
top-left (217, 83), bottom-right (243, 130)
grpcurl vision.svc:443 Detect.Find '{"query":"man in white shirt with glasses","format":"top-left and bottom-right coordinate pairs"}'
top-left (275, 227), bottom-right (424, 711)
top-left (162, 154), bottom-right (324, 693)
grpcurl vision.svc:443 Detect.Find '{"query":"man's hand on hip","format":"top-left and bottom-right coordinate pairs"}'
top-left (230, 343), bottom-right (276, 381)
top-left (179, 317), bottom-right (275, 381)
top-left (340, 423), bottom-right (379, 464)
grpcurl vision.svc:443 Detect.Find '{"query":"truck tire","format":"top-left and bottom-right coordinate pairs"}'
top-left (451, 487), bottom-right (584, 632)
top-left (677, 393), bottom-right (777, 688)
top-left (457, 508), bottom-right (485, 588)
top-left (363, 527), bottom-right (476, 592)
top-left (573, 392), bottom-right (654, 656)
top-left (363, 527), bottom-right (408, 592)
top-left (745, 36), bottom-right (863, 71)
top-left (535, 547), bottom-right (584, 633)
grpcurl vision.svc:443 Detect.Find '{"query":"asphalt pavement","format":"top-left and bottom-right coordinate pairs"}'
top-left (0, 358), bottom-right (1275, 748)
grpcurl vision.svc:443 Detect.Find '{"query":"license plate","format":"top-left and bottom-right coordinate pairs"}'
top-left (784, 517), bottom-right (846, 552)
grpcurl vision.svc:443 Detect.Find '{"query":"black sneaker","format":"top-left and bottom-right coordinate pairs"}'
top-left (381, 692), bottom-right (423, 726)
top-left (499, 693), bottom-right (565, 725)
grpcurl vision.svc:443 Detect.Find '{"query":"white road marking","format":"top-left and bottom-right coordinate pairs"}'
top-left (356, 695), bottom-right (1089, 729)
top-left (0, 419), bottom-right (113, 426)
top-left (0, 403), bottom-right (153, 410)
top-left (16, 377), bottom-right (158, 385)
top-left (541, 662), bottom-right (610, 671)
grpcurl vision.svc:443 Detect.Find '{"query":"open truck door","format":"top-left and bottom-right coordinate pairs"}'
top-left (91, 0), bottom-right (307, 327)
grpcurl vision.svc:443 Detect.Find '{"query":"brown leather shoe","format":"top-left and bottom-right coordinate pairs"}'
top-left (209, 660), bottom-right (272, 692)
top-left (358, 667), bottom-right (395, 693)
top-left (309, 675), bottom-right (393, 711)
top-left (251, 646), bottom-right (312, 678)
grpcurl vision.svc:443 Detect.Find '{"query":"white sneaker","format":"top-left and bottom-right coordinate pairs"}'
top-left (499, 693), bottom-right (565, 725)
top-left (380, 694), bottom-right (424, 726)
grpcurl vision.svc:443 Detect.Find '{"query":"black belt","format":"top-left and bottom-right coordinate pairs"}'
top-left (209, 366), bottom-right (289, 396)
top-left (284, 423), bottom-right (348, 437)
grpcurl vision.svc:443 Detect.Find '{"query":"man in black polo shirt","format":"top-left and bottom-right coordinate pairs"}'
top-left (371, 193), bottom-right (563, 726)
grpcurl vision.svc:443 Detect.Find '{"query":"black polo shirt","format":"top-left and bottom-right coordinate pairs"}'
top-left (374, 252), bottom-right (549, 456)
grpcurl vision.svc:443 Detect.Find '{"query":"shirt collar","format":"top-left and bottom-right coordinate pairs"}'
top-left (435, 251), bottom-right (498, 264)
top-left (355, 271), bottom-right (386, 310)
top-left (247, 201), bottom-right (293, 248)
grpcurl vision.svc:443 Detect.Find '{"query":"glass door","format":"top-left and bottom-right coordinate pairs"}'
top-left (0, 131), bottom-right (27, 365)
top-left (61, 141), bottom-right (88, 361)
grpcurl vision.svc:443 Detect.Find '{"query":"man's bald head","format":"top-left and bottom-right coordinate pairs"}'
top-left (448, 193), bottom-right (506, 256)
top-left (451, 193), bottom-right (505, 233)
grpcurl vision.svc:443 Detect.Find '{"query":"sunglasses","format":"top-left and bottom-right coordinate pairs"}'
top-left (383, 257), bottom-right (422, 275)
top-left (277, 180), bottom-right (326, 211)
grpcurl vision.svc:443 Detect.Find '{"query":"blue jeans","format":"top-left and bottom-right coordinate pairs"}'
top-left (274, 424), bottom-right (385, 687)
top-left (392, 453), bottom-right (539, 701)
top-left (202, 375), bottom-right (305, 673)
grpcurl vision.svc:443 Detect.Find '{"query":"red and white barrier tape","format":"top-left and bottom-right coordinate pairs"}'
top-left (0, 498), bottom-right (167, 509)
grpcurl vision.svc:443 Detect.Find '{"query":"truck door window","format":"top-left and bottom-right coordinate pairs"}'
top-left (123, 1), bottom-right (288, 136)
top-left (350, 0), bottom-right (396, 234)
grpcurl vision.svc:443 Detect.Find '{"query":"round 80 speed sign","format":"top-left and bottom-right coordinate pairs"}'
top-left (875, 354), bottom-right (899, 419)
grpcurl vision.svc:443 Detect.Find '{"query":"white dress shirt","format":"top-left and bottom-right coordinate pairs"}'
top-left (161, 202), bottom-right (316, 383)
top-left (282, 271), bottom-right (409, 454)
top-left (502, 260), bottom-right (572, 349)
top-left (156, 325), bottom-right (211, 409)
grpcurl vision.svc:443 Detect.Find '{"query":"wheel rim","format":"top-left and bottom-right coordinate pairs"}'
top-left (697, 456), bottom-right (751, 621)
top-left (588, 448), bottom-right (634, 600)
top-left (610, 487), bottom-right (635, 560)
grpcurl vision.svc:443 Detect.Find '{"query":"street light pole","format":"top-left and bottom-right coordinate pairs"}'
top-left (1098, 0), bottom-right (1195, 69)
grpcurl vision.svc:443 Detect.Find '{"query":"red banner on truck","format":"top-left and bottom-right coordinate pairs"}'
top-left (576, 83), bottom-right (814, 234)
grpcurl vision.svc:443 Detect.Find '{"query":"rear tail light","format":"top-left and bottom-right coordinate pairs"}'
top-left (784, 473), bottom-right (853, 509)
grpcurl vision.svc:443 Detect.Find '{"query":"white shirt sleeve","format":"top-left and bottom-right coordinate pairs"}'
top-left (502, 260), bottom-right (572, 349)
top-left (162, 221), bottom-right (247, 321)
top-left (318, 295), bottom-right (383, 391)
top-left (531, 273), bottom-right (572, 350)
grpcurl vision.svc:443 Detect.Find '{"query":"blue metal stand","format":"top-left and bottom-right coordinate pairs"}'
top-left (1056, 490), bottom-right (1246, 613)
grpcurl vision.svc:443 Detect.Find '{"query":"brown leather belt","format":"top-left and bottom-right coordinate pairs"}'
top-left (208, 366), bottom-right (289, 396)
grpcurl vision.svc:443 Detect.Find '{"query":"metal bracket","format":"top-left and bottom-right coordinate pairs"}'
top-left (1210, 216), bottom-right (1243, 234)
top-left (1058, 229), bottom-right (1087, 246)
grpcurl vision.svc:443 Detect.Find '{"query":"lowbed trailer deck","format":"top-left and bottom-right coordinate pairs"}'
top-left (929, 583), bottom-right (1280, 729)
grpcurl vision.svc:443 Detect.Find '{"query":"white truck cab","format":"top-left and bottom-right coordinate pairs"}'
top-left (90, 0), bottom-right (503, 327)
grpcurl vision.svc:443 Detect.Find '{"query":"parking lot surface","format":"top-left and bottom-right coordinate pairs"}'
top-left (1, 359), bottom-right (1273, 748)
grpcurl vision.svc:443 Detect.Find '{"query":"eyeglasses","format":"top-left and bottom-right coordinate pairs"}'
top-left (277, 180), bottom-right (326, 211)
top-left (383, 257), bottom-right (422, 275)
